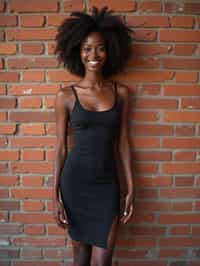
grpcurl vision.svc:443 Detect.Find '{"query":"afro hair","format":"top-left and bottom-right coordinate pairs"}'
top-left (54, 6), bottom-right (133, 78)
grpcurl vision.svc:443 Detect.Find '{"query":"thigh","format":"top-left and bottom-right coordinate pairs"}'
top-left (91, 215), bottom-right (119, 266)
top-left (72, 239), bottom-right (92, 266)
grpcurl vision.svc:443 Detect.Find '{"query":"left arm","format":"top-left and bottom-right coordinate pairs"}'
top-left (117, 83), bottom-right (135, 224)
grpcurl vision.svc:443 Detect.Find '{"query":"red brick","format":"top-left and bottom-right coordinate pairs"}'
top-left (170, 16), bottom-right (194, 28)
top-left (134, 125), bottom-right (173, 136)
top-left (162, 163), bottom-right (200, 174)
top-left (0, 97), bottom-right (16, 108)
top-left (10, 137), bottom-right (56, 148)
top-left (133, 44), bottom-right (172, 56)
top-left (47, 14), bottom-right (68, 26)
top-left (0, 224), bottom-right (22, 234)
top-left (0, 15), bottom-right (17, 26)
top-left (164, 111), bottom-right (200, 123)
top-left (135, 98), bottom-right (177, 109)
top-left (2, 174), bottom-right (17, 188)
top-left (160, 30), bottom-right (200, 42)
top-left (88, 0), bottom-right (136, 11)
top-left (136, 176), bottom-right (172, 187)
top-left (10, 111), bottom-right (54, 122)
top-left (9, 84), bottom-right (59, 95)
top-left (22, 70), bottom-right (45, 82)
top-left (7, 57), bottom-right (58, 69)
top-left (7, 28), bottom-right (56, 41)
top-left (175, 125), bottom-right (194, 136)
top-left (24, 224), bottom-right (45, 235)
top-left (22, 176), bottom-right (44, 186)
top-left (175, 72), bottom-right (198, 82)
top-left (0, 124), bottom-right (16, 134)
top-left (163, 138), bottom-right (200, 148)
top-left (159, 249), bottom-right (186, 258)
top-left (21, 248), bottom-right (42, 258)
top-left (164, 85), bottom-right (200, 96)
top-left (118, 71), bottom-right (173, 82)
top-left (0, 151), bottom-right (19, 161)
top-left (11, 162), bottom-right (53, 174)
top-left (11, 188), bottom-right (52, 199)
top-left (170, 225), bottom-right (190, 235)
top-left (0, 200), bottom-right (19, 210)
top-left (0, 248), bottom-right (19, 258)
top-left (19, 98), bottom-right (42, 108)
top-left (127, 16), bottom-right (169, 27)
top-left (174, 44), bottom-right (197, 55)
top-left (174, 152), bottom-right (195, 161)
top-left (133, 151), bottom-right (171, 161)
top-left (181, 98), bottom-right (200, 109)
top-left (21, 43), bottom-right (44, 55)
top-left (0, 43), bottom-right (16, 54)
top-left (21, 150), bottom-right (44, 161)
top-left (0, 72), bottom-right (19, 82)
top-left (159, 214), bottom-right (200, 224)
top-left (63, 0), bottom-right (84, 12)
top-left (133, 30), bottom-right (157, 41)
top-left (20, 124), bottom-right (45, 135)
top-left (163, 58), bottom-right (200, 69)
top-left (128, 56), bottom-right (160, 68)
top-left (132, 111), bottom-right (158, 121)
top-left (0, 0), bottom-right (5, 12)
top-left (20, 15), bottom-right (45, 27)
top-left (10, 0), bottom-right (58, 12)
top-left (175, 176), bottom-right (194, 186)
top-left (14, 261), bottom-right (62, 266)
top-left (140, 1), bottom-right (161, 12)
top-left (23, 200), bottom-right (45, 211)
top-left (165, 2), bottom-right (200, 14)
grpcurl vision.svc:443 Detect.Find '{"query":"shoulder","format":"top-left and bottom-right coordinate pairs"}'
top-left (55, 85), bottom-right (75, 111)
top-left (116, 81), bottom-right (130, 103)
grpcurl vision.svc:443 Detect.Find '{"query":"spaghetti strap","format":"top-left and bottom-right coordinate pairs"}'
top-left (114, 81), bottom-right (118, 103)
top-left (71, 85), bottom-right (79, 102)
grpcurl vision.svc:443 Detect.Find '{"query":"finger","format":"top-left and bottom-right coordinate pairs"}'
top-left (123, 205), bottom-right (134, 224)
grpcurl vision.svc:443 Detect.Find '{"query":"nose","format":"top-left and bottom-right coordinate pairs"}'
top-left (90, 48), bottom-right (98, 58)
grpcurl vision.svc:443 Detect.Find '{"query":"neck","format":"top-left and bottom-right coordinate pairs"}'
top-left (81, 71), bottom-right (107, 89)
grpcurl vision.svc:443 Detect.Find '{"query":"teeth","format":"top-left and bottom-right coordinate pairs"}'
top-left (89, 61), bottom-right (99, 64)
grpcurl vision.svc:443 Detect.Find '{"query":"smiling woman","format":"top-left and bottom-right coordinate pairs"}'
top-left (80, 32), bottom-right (107, 73)
top-left (53, 6), bottom-right (134, 266)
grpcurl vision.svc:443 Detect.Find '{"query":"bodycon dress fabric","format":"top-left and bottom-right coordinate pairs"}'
top-left (59, 81), bottom-right (121, 249)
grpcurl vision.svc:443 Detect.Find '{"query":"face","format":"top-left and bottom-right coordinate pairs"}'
top-left (80, 32), bottom-right (106, 73)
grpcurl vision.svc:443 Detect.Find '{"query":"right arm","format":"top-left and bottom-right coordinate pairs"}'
top-left (53, 88), bottom-right (69, 202)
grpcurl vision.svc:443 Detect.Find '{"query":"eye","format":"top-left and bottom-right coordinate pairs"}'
top-left (99, 46), bottom-right (106, 52)
top-left (83, 47), bottom-right (91, 52)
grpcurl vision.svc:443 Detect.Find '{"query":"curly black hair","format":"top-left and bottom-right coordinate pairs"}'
top-left (54, 6), bottom-right (133, 78)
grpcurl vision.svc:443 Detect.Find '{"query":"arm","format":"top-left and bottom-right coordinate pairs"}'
top-left (118, 84), bottom-right (135, 223)
top-left (53, 88), bottom-right (69, 202)
top-left (52, 88), bottom-right (70, 227)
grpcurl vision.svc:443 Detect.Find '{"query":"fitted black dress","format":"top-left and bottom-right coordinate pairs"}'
top-left (59, 81), bottom-right (121, 248)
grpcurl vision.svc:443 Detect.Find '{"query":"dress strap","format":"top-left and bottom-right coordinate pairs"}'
top-left (114, 81), bottom-right (118, 103)
top-left (71, 85), bottom-right (79, 102)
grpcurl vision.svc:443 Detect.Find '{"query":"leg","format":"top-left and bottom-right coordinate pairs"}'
top-left (72, 239), bottom-right (92, 266)
top-left (91, 215), bottom-right (119, 266)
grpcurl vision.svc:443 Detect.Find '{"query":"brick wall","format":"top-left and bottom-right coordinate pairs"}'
top-left (0, 0), bottom-right (200, 265)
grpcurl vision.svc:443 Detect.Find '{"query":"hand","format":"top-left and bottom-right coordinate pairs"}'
top-left (52, 199), bottom-right (68, 228)
top-left (120, 191), bottom-right (134, 224)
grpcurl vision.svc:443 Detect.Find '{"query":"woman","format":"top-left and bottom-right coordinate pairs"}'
top-left (53, 6), bottom-right (135, 266)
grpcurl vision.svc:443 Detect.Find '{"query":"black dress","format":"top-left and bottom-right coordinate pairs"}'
top-left (60, 81), bottom-right (121, 248)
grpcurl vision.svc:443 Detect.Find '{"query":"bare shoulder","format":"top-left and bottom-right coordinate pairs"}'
top-left (116, 81), bottom-right (130, 102)
top-left (55, 85), bottom-right (74, 111)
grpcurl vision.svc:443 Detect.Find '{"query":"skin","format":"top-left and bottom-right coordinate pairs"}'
top-left (53, 31), bottom-right (135, 266)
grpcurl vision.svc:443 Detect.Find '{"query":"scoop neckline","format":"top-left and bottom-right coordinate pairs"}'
top-left (72, 82), bottom-right (117, 113)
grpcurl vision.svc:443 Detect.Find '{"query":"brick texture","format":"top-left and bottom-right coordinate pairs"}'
top-left (1, 0), bottom-right (199, 264)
